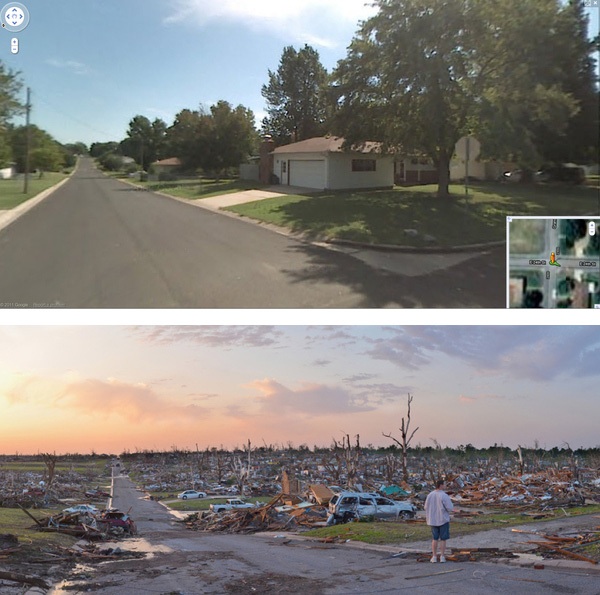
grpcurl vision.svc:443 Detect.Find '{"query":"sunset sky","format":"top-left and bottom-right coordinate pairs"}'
top-left (0, 326), bottom-right (598, 454)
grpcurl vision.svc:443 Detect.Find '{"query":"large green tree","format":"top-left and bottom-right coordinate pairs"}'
top-left (0, 60), bottom-right (23, 167)
top-left (533, 0), bottom-right (599, 164)
top-left (204, 100), bottom-right (257, 175)
top-left (262, 45), bottom-right (329, 144)
top-left (10, 125), bottom-right (65, 172)
top-left (165, 108), bottom-right (213, 171)
top-left (120, 115), bottom-right (167, 170)
top-left (0, 60), bottom-right (23, 127)
top-left (90, 141), bottom-right (120, 158)
top-left (332, 0), bottom-right (583, 197)
top-left (166, 101), bottom-right (257, 175)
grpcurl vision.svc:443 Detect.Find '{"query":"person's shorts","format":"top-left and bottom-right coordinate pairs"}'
top-left (431, 522), bottom-right (450, 540)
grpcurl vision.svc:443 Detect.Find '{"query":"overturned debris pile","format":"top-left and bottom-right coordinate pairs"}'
top-left (184, 494), bottom-right (328, 534)
top-left (450, 469), bottom-right (599, 508)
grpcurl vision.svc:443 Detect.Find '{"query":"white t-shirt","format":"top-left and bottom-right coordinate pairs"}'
top-left (424, 489), bottom-right (454, 526)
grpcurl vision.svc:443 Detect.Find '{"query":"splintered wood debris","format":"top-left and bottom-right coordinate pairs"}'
top-left (183, 494), bottom-right (328, 534)
top-left (449, 469), bottom-right (598, 508)
top-left (511, 527), bottom-right (600, 565)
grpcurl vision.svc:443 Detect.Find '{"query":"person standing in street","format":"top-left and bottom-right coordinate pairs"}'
top-left (424, 479), bottom-right (454, 562)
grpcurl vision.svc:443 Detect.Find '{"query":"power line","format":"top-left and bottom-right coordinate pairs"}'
top-left (32, 92), bottom-right (122, 141)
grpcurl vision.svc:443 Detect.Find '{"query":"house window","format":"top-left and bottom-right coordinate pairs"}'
top-left (282, 161), bottom-right (287, 173)
top-left (352, 159), bottom-right (376, 172)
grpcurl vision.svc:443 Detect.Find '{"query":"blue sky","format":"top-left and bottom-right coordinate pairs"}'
top-left (0, 326), bottom-right (598, 454)
top-left (2, 0), bottom-right (598, 146)
top-left (2, 0), bottom-right (378, 145)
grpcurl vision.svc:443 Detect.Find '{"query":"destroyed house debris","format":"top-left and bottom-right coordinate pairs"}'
top-left (448, 469), bottom-right (600, 508)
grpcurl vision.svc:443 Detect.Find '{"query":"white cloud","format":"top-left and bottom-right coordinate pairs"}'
top-left (163, 0), bottom-right (378, 48)
top-left (46, 59), bottom-right (91, 76)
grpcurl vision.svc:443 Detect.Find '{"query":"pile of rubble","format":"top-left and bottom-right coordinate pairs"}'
top-left (449, 469), bottom-right (599, 509)
top-left (20, 506), bottom-right (136, 539)
top-left (184, 494), bottom-right (328, 534)
top-left (0, 466), bottom-right (111, 509)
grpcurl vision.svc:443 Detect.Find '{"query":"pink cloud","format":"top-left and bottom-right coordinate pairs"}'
top-left (249, 378), bottom-right (374, 417)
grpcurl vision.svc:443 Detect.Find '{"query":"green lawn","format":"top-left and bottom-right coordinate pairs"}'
top-left (226, 182), bottom-right (599, 248)
top-left (0, 506), bottom-right (76, 548)
top-left (305, 504), bottom-right (600, 545)
top-left (0, 172), bottom-right (68, 210)
top-left (123, 176), bottom-right (266, 199)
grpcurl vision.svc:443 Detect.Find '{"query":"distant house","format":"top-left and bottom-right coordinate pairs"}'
top-left (151, 157), bottom-right (181, 175)
top-left (271, 136), bottom-right (394, 190)
top-left (0, 163), bottom-right (16, 180)
top-left (394, 157), bottom-right (438, 185)
top-left (395, 156), bottom-right (516, 185)
top-left (450, 158), bottom-right (515, 182)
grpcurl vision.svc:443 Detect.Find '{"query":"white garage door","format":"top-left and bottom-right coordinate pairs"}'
top-left (289, 160), bottom-right (326, 189)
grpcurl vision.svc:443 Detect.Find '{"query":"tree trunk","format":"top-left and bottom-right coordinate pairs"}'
top-left (436, 151), bottom-right (450, 198)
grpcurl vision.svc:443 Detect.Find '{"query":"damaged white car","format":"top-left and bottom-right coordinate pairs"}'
top-left (328, 491), bottom-right (415, 524)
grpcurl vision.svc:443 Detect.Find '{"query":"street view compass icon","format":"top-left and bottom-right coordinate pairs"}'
top-left (1, 3), bottom-right (30, 32)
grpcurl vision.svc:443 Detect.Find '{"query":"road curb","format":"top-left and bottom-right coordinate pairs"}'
top-left (114, 177), bottom-right (506, 254)
top-left (324, 237), bottom-right (506, 254)
top-left (0, 168), bottom-right (76, 233)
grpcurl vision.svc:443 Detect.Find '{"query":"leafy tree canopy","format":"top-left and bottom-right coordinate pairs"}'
top-left (262, 44), bottom-right (329, 145)
top-left (120, 115), bottom-right (167, 170)
top-left (331, 0), bottom-right (590, 197)
top-left (0, 60), bottom-right (23, 129)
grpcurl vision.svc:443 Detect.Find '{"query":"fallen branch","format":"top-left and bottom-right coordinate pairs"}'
top-left (0, 570), bottom-right (49, 589)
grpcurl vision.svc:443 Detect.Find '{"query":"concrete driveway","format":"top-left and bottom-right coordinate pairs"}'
top-left (200, 185), bottom-right (318, 209)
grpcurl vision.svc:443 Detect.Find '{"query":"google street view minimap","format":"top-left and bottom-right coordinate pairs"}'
top-left (507, 217), bottom-right (600, 308)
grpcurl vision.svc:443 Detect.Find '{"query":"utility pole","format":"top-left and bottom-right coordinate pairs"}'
top-left (23, 87), bottom-right (31, 194)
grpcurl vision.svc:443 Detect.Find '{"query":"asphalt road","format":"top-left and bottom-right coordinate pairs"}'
top-left (0, 158), bottom-right (505, 308)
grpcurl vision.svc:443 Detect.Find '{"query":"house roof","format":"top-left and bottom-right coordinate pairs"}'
top-left (152, 157), bottom-right (181, 166)
top-left (272, 136), bottom-right (385, 155)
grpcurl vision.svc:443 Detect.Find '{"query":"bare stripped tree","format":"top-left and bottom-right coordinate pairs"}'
top-left (321, 440), bottom-right (345, 485)
top-left (42, 453), bottom-right (58, 490)
top-left (230, 457), bottom-right (250, 497)
top-left (383, 453), bottom-right (400, 485)
top-left (333, 434), bottom-right (362, 490)
top-left (383, 394), bottom-right (419, 483)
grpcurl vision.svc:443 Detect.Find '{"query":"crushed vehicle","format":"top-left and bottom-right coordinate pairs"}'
top-left (62, 504), bottom-right (99, 515)
top-left (85, 488), bottom-right (111, 499)
top-left (98, 509), bottom-right (136, 535)
top-left (328, 491), bottom-right (416, 524)
top-left (177, 490), bottom-right (207, 499)
top-left (209, 498), bottom-right (256, 513)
